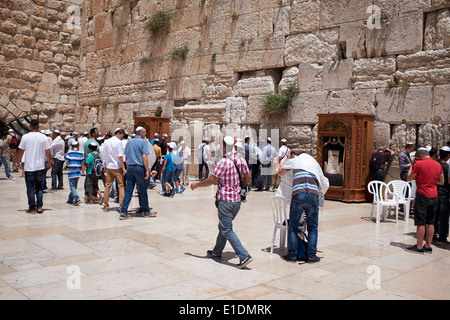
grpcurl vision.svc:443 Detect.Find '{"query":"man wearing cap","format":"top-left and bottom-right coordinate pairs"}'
top-left (102, 128), bottom-right (126, 212)
top-left (120, 126), bottom-right (152, 220)
top-left (197, 138), bottom-right (210, 181)
top-left (260, 137), bottom-right (277, 191)
top-left (161, 142), bottom-right (178, 197)
top-left (191, 136), bottom-right (253, 269)
top-left (0, 131), bottom-right (15, 180)
top-left (16, 120), bottom-right (52, 214)
top-left (50, 129), bottom-right (65, 190)
top-left (369, 145), bottom-right (395, 181)
top-left (151, 133), bottom-right (159, 146)
top-left (398, 143), bottom-right (415, 181)
top-left (179, 140), bottom-right (191, 187)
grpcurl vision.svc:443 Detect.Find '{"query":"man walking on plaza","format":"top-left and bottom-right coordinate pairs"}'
top-left (406, 149), bottom-right (444, 254)
top-left (277, 151), bottom-right (329, 263)
top-left (102, 128), bottom-right (126, 213)
top-left (435, 147), bottom-right (450, 245)
top-left (0, 132), bottom-right (15, 181)
top-left (191, 136), bottom-right (253, 269)
top-left (119, 126), bottom-right (152, 220)
top-left (50, 129), bottom-right (65, 190)
top-left (5, 129), bottom-right (19, 172)
top-left (16, 119), bottom-right (52, 214)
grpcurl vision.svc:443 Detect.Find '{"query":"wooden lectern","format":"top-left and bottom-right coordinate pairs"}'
top-left (317, 113), bottom-right (375, 202)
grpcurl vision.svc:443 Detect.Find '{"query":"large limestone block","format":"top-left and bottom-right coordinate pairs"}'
top-left (373, 121), bottom-right (391, 147)
top-left (433, 85), bottom-right (450, 123)
top-left (389, 123), bottom-right (417, 152)
top-left (224, 97), bottom-right (246, 125)
top-left (234, 72), bottom-right (276, 96)
top-left (375, 86), bottom-right (433, 123)
top-left (352, 57), bottom-right (396, 88)
top-left (322, 58), bottom-right (353, 90)
top-left (327, 89), bottom-right (376, 115)
top-left (290, 0), bottom-right (320, 34)
top-left (297, 63), bottom-right (323, 92)
top-left (424, 8), bottom-right (450, 51)
top-left (418, 123), bottom-right (449, 148)
top-left (278, 66), bottom-right (299, 91)
top-left (236, 49), bottom-right (284, 72)
top-left (289, 91), bottom-right (328, 123)
top-left (366, 12), bottom-right (423, 57)
top-left (339, 21), bottom-right (368, 59)
top-left (285, 33), bottom-right (336, 66)
top-left (320, 0), bottom-right (373, 28)
top-left (246, 95), bottom-right (265, 124)
top-left (282, 124), bottom-right (315, 156)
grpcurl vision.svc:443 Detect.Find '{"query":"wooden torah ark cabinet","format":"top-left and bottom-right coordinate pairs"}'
top-left (317, 113), bottom-right (375, 202)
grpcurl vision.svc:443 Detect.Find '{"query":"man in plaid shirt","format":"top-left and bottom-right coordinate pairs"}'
top-left (191, 136), bottom-right (253, 269)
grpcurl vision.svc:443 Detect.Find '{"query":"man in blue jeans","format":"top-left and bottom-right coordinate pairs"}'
top-left (191, 136), bottom-right (252, 269)
top-left (277, 152), bottom-right (329, 263)
top-left (120, 126), bottom-right (155, 220)
top-left (16, 119), bottom-right (52, 214)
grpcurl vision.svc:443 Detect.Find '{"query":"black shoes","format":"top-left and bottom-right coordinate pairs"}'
top-left (236, 255), bottom-right (253, 269)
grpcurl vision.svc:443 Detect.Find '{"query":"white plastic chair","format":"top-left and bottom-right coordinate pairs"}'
top-left (367, 181), bottom-right (387, 222)
top-left (368, 181), bottom-right (399, 223)
top-left (387, 180), bottom-right (412, 222)
top-left (270, 196), bottom-right (290, 254)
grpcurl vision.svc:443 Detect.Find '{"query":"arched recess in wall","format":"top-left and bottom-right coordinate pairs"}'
top-left (0, 93), bottom-right (39, 137)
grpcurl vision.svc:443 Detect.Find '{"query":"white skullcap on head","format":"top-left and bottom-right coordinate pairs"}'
top-left (114, 128), bottom-right (122, 133)
top-left (45, 129), bottom-right (51, 135)
top-left (417, 147), bottom-right (427, 151)
top-left (135, 126), bottom-right (144, 132)
top-left (168, 142), bottom-right (177, 149)
top-left (235, 141), bottom-right (243, 149)
top-left (180, 140), bottom-right (186, 145)
top-left (440, 146), bottom-right (450, 152)
top-left (224, 136), bottom-right (236, 146)
top-left (53, 129), bottom-right (60, 134)
top-left (8, 129), bottom-right (14, 132)
top-left (425, 146), bottom-right (432, 152)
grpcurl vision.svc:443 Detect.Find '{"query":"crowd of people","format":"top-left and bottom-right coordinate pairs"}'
top-left (369, 142), bottom-right (450, 252)
top-left (3, 118), bottom-right (449, 267)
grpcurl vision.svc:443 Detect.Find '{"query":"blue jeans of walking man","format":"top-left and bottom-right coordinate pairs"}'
top-left (287, 192), bottom-right (320, 260)
top-left (121, 165), bottom-right (149, 214)
top-left (212, 200), bottom-right (249, 261)
top-left (25, 169), bottom-right (45, 211)
top-left (1, 155), bottom-right (12, 179)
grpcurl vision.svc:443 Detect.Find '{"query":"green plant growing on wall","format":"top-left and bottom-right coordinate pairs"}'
top-left (154, 106), bottom-right (162, 117)
top-left (139, 57), bottom-right (150, 67)
top-left (261, 83), bottom-right (298, 115)
top-left (144, 10), bottom-right (172, 33)
top-left (169, 44), bottom-right (189, 59)
top-left (387, 75), bottom-right (410, 91)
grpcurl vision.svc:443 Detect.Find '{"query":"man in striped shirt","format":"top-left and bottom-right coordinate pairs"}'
top-left (65, 141), bottom-right (84, 206)
top-left (191, 136), bottom-right (253, 269)
top-left (277, 152), bottom-right (329, 263)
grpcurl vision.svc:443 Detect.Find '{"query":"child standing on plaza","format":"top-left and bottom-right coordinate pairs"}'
top-left (65, 141), bottom-right (84, 206)
top-left (85, 142), bottom-right (103, 204)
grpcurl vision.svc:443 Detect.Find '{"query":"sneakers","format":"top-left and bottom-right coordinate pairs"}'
top-left (119, 213), bottom-right (128, 220)
top-left (307, 256), bottom-right (321, 263)
top-left (8, 176), bottom-right (15, 181)
top-left (236, 255), bottom-right (253, 269)
top-left (26, 209), bottom-right (36, 215)
top-left (207, 250), bottom-right (222, 259)
top-left (282, 255), bottom-right (298, 262)
top-left (73, 199), bottom-right (81, 206)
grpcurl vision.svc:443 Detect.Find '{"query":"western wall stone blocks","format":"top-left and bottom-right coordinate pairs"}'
top-left (375, 86), bottom-right (434, 124)
top-left (290, 0), bottom-right (321, 34)
top-left (322, 58), bottom-right (354, 90)
top-left (433, 85), bottom-right (450, 122)
top-left (284, 33), bottom-right (336, 66)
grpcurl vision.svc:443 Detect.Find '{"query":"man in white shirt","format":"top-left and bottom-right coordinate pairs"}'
top-left (50, 129), bottom-right (65, 190)
top-left (260, 138), bottom-right (277, 191)
top-left (179, 140), bottom-right (191, 186)
top-left (16, 119), bottom-right (52, 214)
top-left (102, 128), bottom-right (125, 212)
top-left (197, 138), bottom-right (210, 181)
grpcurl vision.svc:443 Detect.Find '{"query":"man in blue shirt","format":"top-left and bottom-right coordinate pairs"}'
top-left (120, 126), bottom-right (152, 220)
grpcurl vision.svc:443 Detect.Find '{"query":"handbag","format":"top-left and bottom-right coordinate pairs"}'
top-left (226, 155), bottom-right (248, 202)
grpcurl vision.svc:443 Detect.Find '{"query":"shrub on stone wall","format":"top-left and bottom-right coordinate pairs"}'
top-left (144, 10), bottom-right (172, 33)
top-left (261, 83), bottom-right (298, 115)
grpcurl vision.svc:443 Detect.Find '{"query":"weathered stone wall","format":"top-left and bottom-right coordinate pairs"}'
top-left (1, 0), bottom-right (449, 180)
top-left (0, 0), bottom-right (82, 131)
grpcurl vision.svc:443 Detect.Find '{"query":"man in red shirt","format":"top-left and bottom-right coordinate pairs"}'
top-left (191, 136), bottom-right (252, 269)
top-left (407, 149), bottom-right (444, 254)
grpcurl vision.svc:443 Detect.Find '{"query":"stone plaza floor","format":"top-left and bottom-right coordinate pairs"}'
top-left (0, 172), bottom-right (449, 300)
